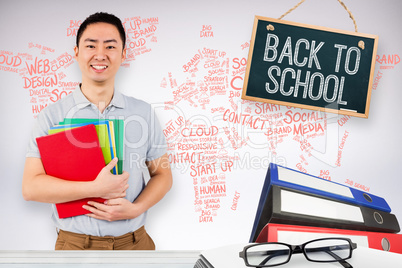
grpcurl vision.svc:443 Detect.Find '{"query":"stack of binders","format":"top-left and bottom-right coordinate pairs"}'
top-left (36, 118), bottom-right (124, 218)
top-left (250, 163), bottom-right (402, 253)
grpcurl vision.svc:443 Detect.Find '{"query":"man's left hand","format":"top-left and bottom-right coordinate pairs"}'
top-left (83, 198), bottom-right (139, 221)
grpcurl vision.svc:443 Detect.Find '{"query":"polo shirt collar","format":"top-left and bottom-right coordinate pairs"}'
top-left (110, 89), bottom-right (125, 109)
top-left (73, 85), bottom-right (125, 109)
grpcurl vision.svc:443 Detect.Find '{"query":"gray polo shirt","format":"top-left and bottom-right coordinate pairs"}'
top-left (26, 87), bottom-right (167, 236)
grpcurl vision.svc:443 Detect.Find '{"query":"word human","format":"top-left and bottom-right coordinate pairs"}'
top-left (263, 33), bottom-right (362, 105)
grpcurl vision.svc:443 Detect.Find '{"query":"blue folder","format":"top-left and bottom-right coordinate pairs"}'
top-left (250, 163), bottom-right (392, 242)
top-left (268, 163), bottom-right (391, 212)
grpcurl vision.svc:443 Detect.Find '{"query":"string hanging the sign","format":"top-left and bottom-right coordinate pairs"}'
top-left (278, 0), bottom-right (358, 32)
top-left (276, 0), bottom-right (364, 49)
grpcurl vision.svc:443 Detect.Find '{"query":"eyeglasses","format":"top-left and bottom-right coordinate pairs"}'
top-left (239, 238), bottom-right (357, 268)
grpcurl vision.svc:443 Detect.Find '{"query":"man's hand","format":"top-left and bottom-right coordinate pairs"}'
top-left (82, 153), bottom-right (173, 222)
top-left (92, 158), bottom-right (130, 200)
top-left (83, 198), bottom-right (139, 221)
top-left (22, 157), bottom-right (129, 204)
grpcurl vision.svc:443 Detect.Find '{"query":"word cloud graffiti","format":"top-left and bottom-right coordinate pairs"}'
top-left (1, 44), bottom-right (77, 118)
top-left (122, 16), bottom-right (159, 65)
top-left (164, 115), bottom-right (233, 223)
top-left (66, 20), bottom-right (81, 37)
top-left (200, 25), bottom-right (214, 38)
top-left (372, 53), bottom-right (399, 91)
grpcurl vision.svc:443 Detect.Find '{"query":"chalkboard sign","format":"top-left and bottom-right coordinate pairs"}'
top-left (242, 16), bottom-right (378, 118)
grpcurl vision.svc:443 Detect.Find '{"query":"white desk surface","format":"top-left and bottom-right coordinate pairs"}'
top-left (200, 244), bottom-right (402, 268)
top-left (2, 246), bottom-right (401, 268)
top-left (0, 250), bottom-right (200, 268)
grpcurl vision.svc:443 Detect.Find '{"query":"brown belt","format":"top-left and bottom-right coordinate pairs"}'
top-left (58, 226), bottom-right (146, 249)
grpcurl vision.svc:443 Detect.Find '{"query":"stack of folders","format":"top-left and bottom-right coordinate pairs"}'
top-left (250, 163), bottom-right (402, 254)
top-left (36, 118), bottom-right (124, 219)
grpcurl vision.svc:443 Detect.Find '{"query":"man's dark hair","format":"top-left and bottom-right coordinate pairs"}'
top-left (76, 12), bottom-right (126, 49)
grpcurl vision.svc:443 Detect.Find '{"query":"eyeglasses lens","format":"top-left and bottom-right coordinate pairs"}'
top-left (304, 239), bottom-right (351, 262)
top-left (246, 244), bottom-right (291, 267)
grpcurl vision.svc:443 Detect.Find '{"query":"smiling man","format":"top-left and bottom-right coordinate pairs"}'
top-left (22, 12), bottom-right (172, 250)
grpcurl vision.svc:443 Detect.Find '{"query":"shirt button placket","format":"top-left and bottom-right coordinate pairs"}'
top-left (102, 107), bottom-right (110, 119)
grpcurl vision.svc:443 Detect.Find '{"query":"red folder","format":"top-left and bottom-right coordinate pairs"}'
top-left (257, 223), bottom-right (402, 254)
top-left (36, 124), bottom-right (106, 218)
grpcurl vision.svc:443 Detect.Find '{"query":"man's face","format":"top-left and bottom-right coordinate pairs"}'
top-left (74, 22), bottom-right (126, 86)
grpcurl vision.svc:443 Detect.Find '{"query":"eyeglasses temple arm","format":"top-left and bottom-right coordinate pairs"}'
top-left (323, 250), bottom-right (353, 268)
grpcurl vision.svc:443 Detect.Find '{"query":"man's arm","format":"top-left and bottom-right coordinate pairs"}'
top-left (83, 153), bottom-right (173, 221)
top-left (133, 153), bottom-right (173, 214)
top-left (22, 157), bottom-right (129, 203)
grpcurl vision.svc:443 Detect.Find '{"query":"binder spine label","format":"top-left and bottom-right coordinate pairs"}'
top-left (277, 166), bottom-right (353, 198)
top-left (280, 189), bottom-right (364, 222)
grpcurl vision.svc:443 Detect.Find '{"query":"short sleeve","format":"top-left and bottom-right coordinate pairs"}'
top-left (25, 100), bottom-right (66, 158)
top-left (25, 109), bottom-right (54, 158)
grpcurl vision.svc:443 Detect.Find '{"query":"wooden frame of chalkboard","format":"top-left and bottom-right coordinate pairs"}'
top-left (242, 16), bottom-right (379, 118)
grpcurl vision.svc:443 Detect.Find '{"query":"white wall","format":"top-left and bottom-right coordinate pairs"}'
top-left (0, 0), bottom-right (401, 250)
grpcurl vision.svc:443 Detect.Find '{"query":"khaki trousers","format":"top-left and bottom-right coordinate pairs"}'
top-left (55, 226), bottom-right (155, 250)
